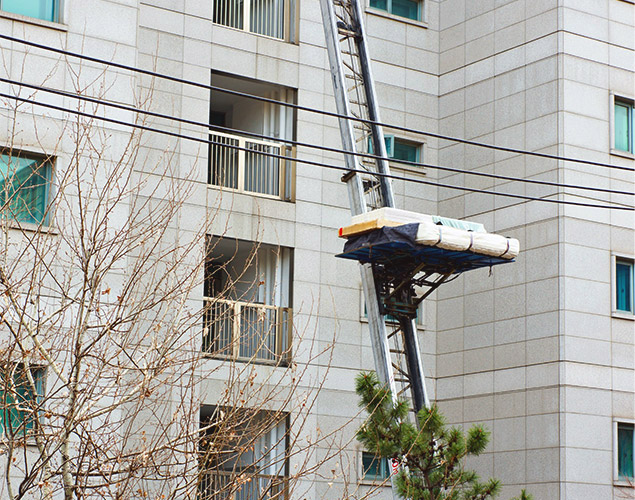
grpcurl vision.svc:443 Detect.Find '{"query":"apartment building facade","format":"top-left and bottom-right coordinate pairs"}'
top-left (0, 0), bottom-right (632, 499)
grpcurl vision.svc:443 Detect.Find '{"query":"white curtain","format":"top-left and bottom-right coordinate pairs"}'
top-left (254, 418), bottom-right (287, 476)
top-left (257, 246), bottom-right (291, 307)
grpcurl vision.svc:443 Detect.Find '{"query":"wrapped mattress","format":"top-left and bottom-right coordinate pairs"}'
top-left (339, 208), bottom-right (519, 260)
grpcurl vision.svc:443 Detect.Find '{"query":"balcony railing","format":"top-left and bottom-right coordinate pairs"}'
top-left (199, 471), bottom-right (288, 500)
top-left (203, 298), bottom-right (291, 364)
top-left (210, 131), bottom-right (294, 201)
top-left (213, 0), bottom-right (292, 41)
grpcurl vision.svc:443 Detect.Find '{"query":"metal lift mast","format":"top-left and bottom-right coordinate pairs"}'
top-left (319, 0), bottom-right (438, 420)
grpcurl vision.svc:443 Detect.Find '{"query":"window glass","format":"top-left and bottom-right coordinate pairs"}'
top-left (213, 0), bottom-right (294, 41)
top-left (1, 0), bottom-right (57, 22)
top-left (0, 152), bottom-right (52, 225)
top-left (391, 0), bottom-right (419, 20)
top-left (0, 366), bottom-right (45, 436)
top-left (362, 452), bottom-right (390, 480)
top-left (615, 102), bottom-right (631, 152)
top-left (616, 260), bottom-right (633, 313)
top-left (369, 0), bottom-right (420, 20)
top-left (199, 406), bottom-right (289, 499)
top-left (618, 423), bottom-right (634, 479)
top-left (393, 139), bottom-right (419, 163)
top-left (369, 0), bottom-right (389, 11)
top-left (368, 135), bottom-right (421, 164)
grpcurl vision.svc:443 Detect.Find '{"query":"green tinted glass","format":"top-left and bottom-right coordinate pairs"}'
top-left (618, 424), bottom-right (634, 479)
top-left (393, 140), bottom-right (419, 163)
top-left (615, 102), bottom-right (631, 152)
top-left (1, 0), bottom-right (57, 21)
top-left (616, 261), bottom-right (632, 312)
top-left (362, 453), bottom-right (388, 479)
top-left (391, 0), bottom-right (419, 20)
top-left (0, 153), bottom-right (51, 225)
top-left (1, 367), bottom-right (44, 436)
top-left (370, 0), bottom-right (388, 11)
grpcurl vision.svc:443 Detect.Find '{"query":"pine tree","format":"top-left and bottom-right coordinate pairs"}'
top-left (356, 372), bottom-right (533, 500)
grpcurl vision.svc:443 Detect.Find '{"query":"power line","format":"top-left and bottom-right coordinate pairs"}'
top-left (1, 33), bottom-right (633, 174)
top-left (1, 91), bottom-right (631, 212)
top-left (2, 76), bottom-right (632, 199)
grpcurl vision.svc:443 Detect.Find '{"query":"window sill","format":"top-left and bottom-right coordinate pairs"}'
top-left (614, 479), bottom-right (635, 488)
top-left (0, 11), bottom-right (67, 31)
top-left (2, 220), bottom-right (58, 235)
top-left (202, 353), bottom-right (290, 368)
top-left (612, 311), bottom-right (635, 321)
top-left (365, 8), bottom-right (428, 29)
top-left (389, 161), bottom-right (426, 176)
top-left (207, 184), bottom-right (295, 203)
top-left (359, 478), bottom-right (391, 487)
top-left (610, 149), bottom-right (635, 160)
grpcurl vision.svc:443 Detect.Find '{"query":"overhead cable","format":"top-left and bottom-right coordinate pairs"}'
top-left (1, 91), bottom-right (631, 211)
top-left (2, 76), bottom-right (632, 199)
top-left (1, 33), bottom-right (633, 173)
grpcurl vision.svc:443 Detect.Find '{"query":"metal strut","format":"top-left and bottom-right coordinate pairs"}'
top-left (319, 0), bottom-right (430, 424)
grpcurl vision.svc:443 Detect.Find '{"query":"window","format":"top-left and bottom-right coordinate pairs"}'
top-left (0, 151), bottom-right (52, 225)
top-left (1, 365), bottom-right (45, 437)
top-left (361, 452), bottom-right (391, 481)
top-left (203, 236), bottom-right (293, 364)
top-left (209, 73), bottom-right (296, 201)
top-left (614, 99), bottom-right (633, 153)
top-left (199, 406), bottom-right (289, 500)
top-left (615, 258), bottom-right (634, 314)
top-left (0, 0), bottom-right (58, 22)
top-left (213, 0), bottom-right (296, 42)
top-left (369, 135), bottom-right (421, 164)
top-left (616, 422), bottom-right (634, 481)
top-left (369, 0), bottom-right (421, 21)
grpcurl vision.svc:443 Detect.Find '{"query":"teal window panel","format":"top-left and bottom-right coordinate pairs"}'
top-left (1, 366), bottom-right (45, 436)
top-left (369, 0), bottom-right (420, 21)
top-left (618, 423), bottom-right (634, 479)
top-left (362, 452), bottom-right (390, 480)
top-left (1, 0), bottom-right (57, 22)
top-left (368, 135), bottom-right (420, 164)
top-left (391, 0), bottom-right (419, 20)
top-left (393, 139), bottom-right (419, 163)
top-left (0, 152), bottom-right (52, 225)
top-left (369, 0), bottom-right (388, 11)
top-left (615, 101), bottom-right (633, 153)
top-left (616, 260), bottom-right (633, 313)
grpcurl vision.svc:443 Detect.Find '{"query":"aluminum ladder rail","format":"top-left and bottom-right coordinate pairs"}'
top-left (319, 0), bottom-right (430, 424)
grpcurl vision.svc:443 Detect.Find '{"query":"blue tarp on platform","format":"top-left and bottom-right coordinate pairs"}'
top-left (336, 223), bottom-right (512, 274)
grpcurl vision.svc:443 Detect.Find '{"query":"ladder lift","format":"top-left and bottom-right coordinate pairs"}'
top-left (319, 1), bottom-right (518, 496)
top-left (319, 0), bottom-right (433, 421)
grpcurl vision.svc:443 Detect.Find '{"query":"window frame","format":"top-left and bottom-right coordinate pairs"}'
top-left (0, 149), bottom-right (54, 227)
top-left (367, 0), bottom-right (424, 23)
top-left (0, 364), bottom-right (46, 438)
top-left (199, 406), bottom-right (290, 498)
top-left (203, 236), bottom-right (294, 365)
top-left (611, 94), bottom-right (634, 158)
top-left (612, 254), bottom-right (635, 319)
top-left (0, 0), bottom-right (60, 23)
top-left (360, 451), bottom-right (393, 483)
top-left (368, 134), bottom-right (424, 170)
top-left (614, 420), bottom-right (635, 484)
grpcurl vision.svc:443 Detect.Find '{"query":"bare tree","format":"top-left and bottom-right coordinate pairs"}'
top-left (0, 47), bottom-right (370, 500)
